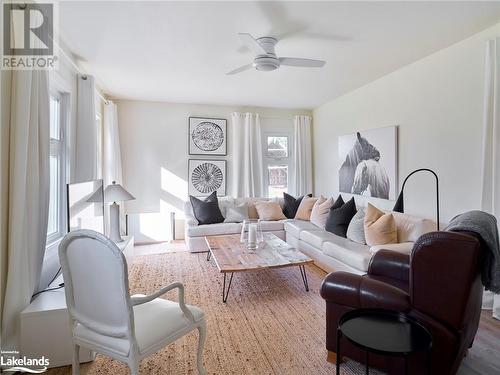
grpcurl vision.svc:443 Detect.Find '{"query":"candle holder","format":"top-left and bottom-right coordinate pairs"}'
top-left (240, 219), bottom-right (263, 250)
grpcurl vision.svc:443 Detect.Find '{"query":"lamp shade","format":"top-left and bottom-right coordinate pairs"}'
top-left (392, 191), bottom-right (404, 213)
top-left (103, 181), bottom-right (135, 203)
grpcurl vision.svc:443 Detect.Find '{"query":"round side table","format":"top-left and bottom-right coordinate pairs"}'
top-left (337, 308), bottom-right (432, 375)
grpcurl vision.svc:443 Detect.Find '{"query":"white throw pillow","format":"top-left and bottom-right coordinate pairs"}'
top-left (347, 208), bottom-right (366, 244)
top-left (310, 196), bottom-right (334, 228)
top-left (218, 197), bottom-right (235, 217)
top-left (223, 203), bottom-right (250, 223)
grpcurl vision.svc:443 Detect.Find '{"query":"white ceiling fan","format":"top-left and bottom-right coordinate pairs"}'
top-left (227, 33), bottom-right (326, 75)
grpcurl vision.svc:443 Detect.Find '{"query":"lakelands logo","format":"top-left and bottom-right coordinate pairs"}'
top-left (1, 1), bottom-right (58, 70)
top-left (1, 350), bottom-right (49, 373)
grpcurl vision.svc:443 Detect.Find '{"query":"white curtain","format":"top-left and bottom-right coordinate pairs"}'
top-left (232, 112), bottom-right (264, 197)
top-left (103, 101), bottom-right (125, 234)
top-left (480, 38), bottom-right (500, 320)
top-left (1, 70), bottom-right (50, 350)
top-left (74, 74), bottom-right (97, 183)
top-left (293, 115), bottom-right (313, 196)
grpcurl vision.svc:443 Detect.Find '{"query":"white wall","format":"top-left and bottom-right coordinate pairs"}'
top-left (117, 100), bottom-right (310, 224)
top-left (313, 22), bottom-right (500, 225)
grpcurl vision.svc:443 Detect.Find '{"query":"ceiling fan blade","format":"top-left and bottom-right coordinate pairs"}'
top-left (226, 63), bottom-right (254, 75)
top-left (279, 57), bottom-right (326, 68)
top-left (238, 33), bottom-right (267, 55)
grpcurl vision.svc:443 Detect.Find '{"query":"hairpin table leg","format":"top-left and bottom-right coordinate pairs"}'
top-left (299, 265), bottom-right (309, 291)
top-left (222, 272), bottom-right (234, 303)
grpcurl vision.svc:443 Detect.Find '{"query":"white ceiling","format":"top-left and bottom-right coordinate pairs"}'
top-left (59, 1), bottom-right (500, 109)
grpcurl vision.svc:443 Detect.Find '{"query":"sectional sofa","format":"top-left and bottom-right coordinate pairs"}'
top-left (183, 197), bottom-right (436, 274)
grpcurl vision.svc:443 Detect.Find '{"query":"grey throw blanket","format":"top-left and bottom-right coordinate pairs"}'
top-left (445, 210), bottom-right (500, 293)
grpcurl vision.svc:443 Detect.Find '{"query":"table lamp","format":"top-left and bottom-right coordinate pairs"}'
top-left (87, 181), bottom-right (135, 242)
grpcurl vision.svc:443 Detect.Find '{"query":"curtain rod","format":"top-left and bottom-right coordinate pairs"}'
top-left (55, 41), bottom-right (109, 105)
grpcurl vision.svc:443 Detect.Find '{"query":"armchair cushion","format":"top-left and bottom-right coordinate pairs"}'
top-left (320, 271), bottom-right (410, 311)
top-left (73, 296), bottom-right (204, 357)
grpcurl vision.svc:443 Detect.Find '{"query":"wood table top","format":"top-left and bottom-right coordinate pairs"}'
top-left (205, 233), bottom-right (313, 273)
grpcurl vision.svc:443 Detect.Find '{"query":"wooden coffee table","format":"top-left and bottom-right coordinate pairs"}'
top-left (205, 233), bottom-right (313, 302)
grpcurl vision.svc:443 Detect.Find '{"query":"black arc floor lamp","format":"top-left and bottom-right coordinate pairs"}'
top-left (392, 168), bottom-right (440, 230)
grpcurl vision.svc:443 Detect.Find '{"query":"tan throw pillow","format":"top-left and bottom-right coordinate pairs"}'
top-left (310, 196), bottom-right (334, 228)
top-left (254, 201), bottom-right (287, 221)
top-left (364, 203), bottom-right (398, 246)
top-left (295, 196), bottom-right (318, 220)
top-left (248, 203), bottom-right (260, 219)
top-left (247, 199), bottom-right (268, 219)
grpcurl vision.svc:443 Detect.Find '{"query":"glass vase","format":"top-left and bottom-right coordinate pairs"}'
top-left (240, 219), bottom-right (263, 250)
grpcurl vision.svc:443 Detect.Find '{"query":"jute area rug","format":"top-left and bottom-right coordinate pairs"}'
top-left (46, 251), bottom-right (380, 375)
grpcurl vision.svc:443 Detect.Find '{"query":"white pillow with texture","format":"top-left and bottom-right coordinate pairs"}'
top-left (347, 208), bottom-right (366, 244)
top-left (218, 197), bottom-right (235, 217)
top-left (310, 196), bottom-right (334, 228)
top-left (223, 203), bottom-right (249, 223)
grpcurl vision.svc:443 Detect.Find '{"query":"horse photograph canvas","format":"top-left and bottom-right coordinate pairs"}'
top-left (338, 126), bottom-right (398, 200)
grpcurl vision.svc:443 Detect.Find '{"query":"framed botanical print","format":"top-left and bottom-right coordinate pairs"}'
top-left (188, 117), bottom-right (227, 155)
top-left (188, 159), bottom-right (227, 197)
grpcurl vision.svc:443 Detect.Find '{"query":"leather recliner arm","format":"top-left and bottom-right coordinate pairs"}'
top-left (320, 271), bottom-right (411, 311)
top-left (368, 250), bottom-right (410, 283)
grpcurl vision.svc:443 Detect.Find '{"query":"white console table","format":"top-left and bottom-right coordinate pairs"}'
top-left (20, 235), bottom-right (134, 368)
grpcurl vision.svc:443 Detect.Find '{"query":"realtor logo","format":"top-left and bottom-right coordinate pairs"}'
top-left (1, 350), bottom-right (49, 373)
top-left (2, 1), bottom-right (58, 70)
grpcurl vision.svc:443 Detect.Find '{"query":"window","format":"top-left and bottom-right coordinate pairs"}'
top-left (47, 93), bottom-right (67, 244)
top-left (267, 136), bottom-right (288, 158)
top-left (263, 133), bottom-right (293, 198)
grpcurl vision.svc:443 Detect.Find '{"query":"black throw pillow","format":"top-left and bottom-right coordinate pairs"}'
top-left (283, 192), bottom-right (312, 219)
top-left (325, 197), bottom-right (357, 238)
top-left (189, 191), bottom-right (224, 225)
top-left (330, 194), bottom-right (345, 211)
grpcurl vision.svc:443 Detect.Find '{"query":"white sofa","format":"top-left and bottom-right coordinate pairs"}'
top-left (184, 197), bottom-right (288, 252)
top-left (184, 197), bottom-right (436, 275)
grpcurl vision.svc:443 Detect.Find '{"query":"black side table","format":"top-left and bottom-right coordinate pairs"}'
top-left (337, 309), bottom-right (432, 375)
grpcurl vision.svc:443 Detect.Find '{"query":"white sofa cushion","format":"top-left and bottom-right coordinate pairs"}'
top-left (300, 230), bottom-right (340, 250)
top-left (322, 237), bottom-right (372, 272)
top-left (392, 212), bottom-right (436, 242)
top-left (259, 220), bottom-right (287, 232)
top-left (186, 222), bottom-right (242, 237)
top-left (284, 220), bottom-right (319, 238)
top-left (369, 242), bottom-right (414, 255)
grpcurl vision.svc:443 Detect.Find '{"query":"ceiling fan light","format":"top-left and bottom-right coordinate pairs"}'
top-left (253, 56), bottom-right (279, 72)
top-left (255, 64), bottom-right (277, 72)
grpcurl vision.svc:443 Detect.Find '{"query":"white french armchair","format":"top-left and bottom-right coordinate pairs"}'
top-left (58, 230), bottom-right (206, 375)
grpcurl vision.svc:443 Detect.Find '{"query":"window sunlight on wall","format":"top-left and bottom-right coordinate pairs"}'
top-left (161, 167), bottom-right (188, 204)
top-left (129, 211), bottom-right (171, 243)
top-left (127, 167), bottom-right (188, 243)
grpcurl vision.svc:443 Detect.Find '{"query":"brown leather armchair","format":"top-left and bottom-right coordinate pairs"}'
top-left (320, 231), bottom-right (483, 375)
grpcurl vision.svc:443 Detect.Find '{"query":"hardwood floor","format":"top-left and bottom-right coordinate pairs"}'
top-left (134, 242), bottom-right (500, 374)
top-left (459, 310), bottom-right (500, 375)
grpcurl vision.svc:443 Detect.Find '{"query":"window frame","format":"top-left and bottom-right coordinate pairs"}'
top-left (95, 111), bottom-right (103, 179)
top-left (46, 89), bottom-right (70, 246)
top-left (262, 130), bottom-right (294, 198)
